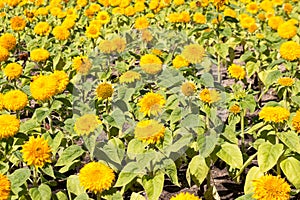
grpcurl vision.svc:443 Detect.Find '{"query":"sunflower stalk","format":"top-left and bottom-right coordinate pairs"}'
top-left (32, 167), bottom-right (39, 187)
top-left (47, 100), bottom-right (54, 134)
top-left (274, 126), bottom-right (281, 175)
top-left (240, 109), bottom-right (245, 153)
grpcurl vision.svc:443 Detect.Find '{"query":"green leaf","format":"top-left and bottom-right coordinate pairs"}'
top-left (29, 188), bottom-right (42, 200)
top-left (74, 193), bottom-right (90, 200)
top-left (244, 166), bottom-right (264, 194)
top-left (197, 134), bottom-right (218, 158)
top-left (39, 184), bottom-right (52, 200)
top-left (170, 107), bottom-right (182, 125)
top-left (257, 142), bottom-right (283, 172)
top-left (0, 161), bottom-right (9, 174)
top-left (277, 131), bottom-right (300, 153)
top-left (127, 139), bottom-right (147, 160)
top-left (142, 172), bottom-right (164, 200)
top-left (130, 192), bottom-right (146, 200)
top-left (115, 162), bottom-right (144, 187)
top-left (246, 62), bottom-right (259, 78)
top-left (180, 114), bottom-right (203, 128)
top-left (164, 133), bottom-right (193, 158)
top-left (34, 107), bottom-right (52, 123)
top-left (280, 157), bottom-right (300, 189)
top-left (67, 175), bottom-right (85, 196)
top-left (56, 145), bottom-right (85, 166)
top-left (40, 165), bottom-right (55, 178)
top-left (216, 142), bottom-right (243, 169)
top-left (186, 155), bottom-right (209, 186)
top-left (8, 168), bottom-right (31, 188)
top-left (200, 73), bottom-right (214, 87)
top-left (56, 191), bottom-right (68, 200)
top-left (19, 119), bottom-right (40, 132)
top-left (215, 43), bottom-right (228, 59)
top-left (48, 131), bottom-right (64, 156)
top-left (235, 194), bottom-right (255, 200)
top-left (82, 134), bottom-right (97, 159)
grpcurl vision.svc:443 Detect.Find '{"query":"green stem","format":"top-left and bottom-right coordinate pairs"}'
top-left (283, 89), bottom-right (287, 109)
top-left (234, 152), bottom-right (258, 180)
top-left (33, 167), bottom-right (38, 187)
top-left (96, 193), bottom-right (102, 200)
top-left (274, 127), bottom-right (281, 175)
top-left (240, 109), bottom-right (245, 153)
top-left (47, 100), bottom-right (54, 134)
top-left (217, 54), bottom-right (221, 83)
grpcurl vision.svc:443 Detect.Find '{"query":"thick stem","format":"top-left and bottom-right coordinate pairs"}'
top-left (274, 126), bottom-right (281, 175)
top-left (33, 167), bottom-right (38, 187)
top-left (240, 109), bottom-right (245, 153)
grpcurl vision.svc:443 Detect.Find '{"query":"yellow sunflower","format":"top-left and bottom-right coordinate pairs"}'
top-left (52, 26), bottom-right (70, 40)
top-left (119, 71), bottom-right (141, 83)
top-left (96, 11), bottom-right (110, 24)
top-left (182, 44), bottom-right (205, 64)
top-left (228, 64), bottom-right (246, 80)
top-left (111, 37), bottom-right (126, 53)
top-left (0, 33), bottom-right (16, 51)
top-left (259, 106), bottom-right (290, 123)
top-left (72, 56), bottom-right (92, 75)
top-left (193, 13), bottom-right (206, 24)
top-left (277, 77), bottom-right (294, 87)
top-left (3, 62), bottom-right (22, 80)
top-left (98, 40), bottom-right (116, 54)
top-left (292, 110), bottom-right (300, 133)
top-left (134, 119), bottom-right (165, 144)
top-left (21, 136), bottom-right (52, 168)
top-left (199, 88), bottom-right (220, 104)
top-left (79, 162), bottom-right (115, 194)
top-left (170, 192), bottom-right (201, 200)
top-left (62, 17), bottom-right (76, 30)
top-left (138, 92), bottom-right (166, 116)
top-left (280, 41), bottom-right (300, 61)
top-left (268, 16), bottom-right (284, 30)
top-left (30, 48), bottom-right (50, 62)
top-left (181, 81), bottom-right (196, 96)
top-left (141, 29), bottom-right (153, 42)
top-left (50, 70), bottom-right (69, 94)
top-left (3, 90), bottom-right (28, 111)
top-left (96, 83), bottom-right (114, 100)
top-left (229, 104), bottom-right (241, 114)
top-left (140, 54), bottom-right (162, 75)
top-left (85, 25), bottom-right (100, 39)
top-left (283, 3), bottom-right (293, 14)
top-left (172, 55), bottom-right (189, 69)
top-left (252, 174), bottom-right (290, 200)
top-left (34, 22), bottom-right (51, 36)
top-left (0, 114), bottom-right (20, 140)
top-left (277, 22), bottom-right (297, 39)
top-left (135, 17), bottom-right (149, 29)
top-left (30, 75), bottom-right (57, 101)
top-left (246, 2), bottom-right (259, 14)
top-left (74, 114), bottom-right (102, 135)
top-left (0, 46), bottom-right (9, 62)
top-left (0, 173), bottom-right (10, 200)
top-left (10, 16), bottom-right (26, 31)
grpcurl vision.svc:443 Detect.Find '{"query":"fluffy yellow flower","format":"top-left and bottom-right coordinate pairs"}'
top-left (0, 46), bottom-right (9, 62)
top-left (3, 62), bottom-right (22, 80)
top-left (181, 82), bottom-right (196, 96)
top-left (62, 17), bottom-right (76, 30)
top-left (96, 11), bottom-right (110, 24)
top-left (172, 55), bottom-right (189, 69)
top-left (141, 29), bottom-right (153, 42)
top-left (252, 174), bottom-right (290, 200)
top-left (119, 71), bottom-right (141, 83)
top-left (30, 48), bottom-right (50, 62)
top-left (268, 16), bottom-right (284, 30)
top-left (199, 88), bottom-right (220, 104)
top-left (85, 25), bottom-right (100, 39)
top-left (140, 54), bottom-right (162, 75)
top-left (79, 162), bottom-right (115, 194)
top-left (224, 8), bottom-right (236, 18)
top-left (0, 173), bottom-right (10, 200)
top-left (10, 16), bottom-right (26, 31)
top-left (246, 2), bottom-right (259, 14)
top-left (277, 77), bottom-right (294, 87)
top-left (277, 22), bottom-right (297, 39)
top-left (170, 192), bottom-right (201, 200)
top-left (3, 90), bottom-right (27, 111)
top-left (134, 120), bottom-right (165, 144)
top-left (0, 33), bottom-right (16, 51)
top-left (0, 114), bottom-right (20, 139)
top-left (21, 136), bottom-right (51, 168)
top-left (193, 13), bottom-right (206, 24)
top-left (182, 44), bottom-right (205, 64)
top-left (51, 70), bottom-right (69, 94)
top-left (72, 56), bottom-right (92, 75)
top-left (52, 26), bottom-right (70, 40)
top-left (228, 64), bottom-right (246, 80)
top-left (30, 75), bottom-right (57, 101)
top-left (34, 22), bottom-right (51, 36)
top-left (283, 3), bottom-right (293, 14)
top-left (111, 37), bottom-right (126, 53)
top-left (280, 41), bottom-right (300, 61)
top-left (99, 40), bottom-right (116, 54)
top-left (259, 106), bottom-right (290, 123)
top-left (292, 110), bottom-right (300, 133)
top-left (138, 92), bottom-right (166, 116)
top-left (96, 83), bottom-right (113, 99)
top-left (229, 104), bottom-right (241, 114)
top-left (135, 17), bottom-right (149, 29)
top-left (74, 114), bottom-right (102, 135)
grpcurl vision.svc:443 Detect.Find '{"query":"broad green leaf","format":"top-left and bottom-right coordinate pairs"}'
top-left (142, 172), bottom-right (164, 200)
top-left (127, 139), bottom-right (147, 160)
top-left (197, 134), bottom-right (218, 158)
top-left (49, 131), bottom-right (64, 156)
top-left (40, 165), bottom-right (55, 178)
top-left (180, 114), bottom-right (202, 128)
top-left (277, 131), bottom-right (300, 153)
top-left (186, 155), bottom-right (209, 186)
top-left (115, 162), bottom-right (144, 187)
top-left (200, 73), bottom-right (214, 87)
top-left (280, 157), bottom-right (300, 189)
top-left (235, 194), bottom-right (255, 200)
top-left (56, 145), bottom-right (85, 166)
top-left (74, 193), bottom-right (90, 200)
top-left (29, 188), bottom-right (42, 200)
top-left (56, 191), bottom-right (68, 200)
top-left (0, 161), bottom-right (9, 174)
top-left (164, 133), bottom-right (193, 158)
top-left (246, 61), bottom-right (259, 78)
top-left (8, 168), bottom-right (31, 188)
top-left (67, 175), bottom-right (85, 196)
top-left (257, 142), bottom-right (283, 172)
top-left (82, 134), bottom-right (97, 159)
top-left (130, 192), bottom-right (146, 200)
top-left (170, 107), bottom-right (182, 125)
top-left (216, 142), bottom-right (243, 169)
top-left (153, 158), bottom-right (179, 186)
top-left (19, 119), bottom-right (40, 132)
top-left (39, 184), bottom-right (52, 200)
top-left (104, 191), bottom-right (124, 200)
top-left (215, 43), bottom-right (228, 59)
top-left (244, 167), bottom-right (264, 194)
top-left (34, 107), bottom-right (52, 123)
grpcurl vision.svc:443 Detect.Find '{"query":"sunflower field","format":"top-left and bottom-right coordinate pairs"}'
top-left (1, 0), bottom-right (300, 199)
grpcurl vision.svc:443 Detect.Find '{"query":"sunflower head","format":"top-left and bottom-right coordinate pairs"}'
top-left (182, 44), bottom-right (205, 64)
top-left (181, 81), bottom-right (196, 96)
top-left (3, 90), bottom-right (28, 111)
top-left (21, 136), bottom-right (52, 168)
top-left (0, 46), bottom-right (9, 62)
top-left (172, 55), bottom-right (189, 69)
top-left (30, 75), bottom-right (57, 101)
top-left (259, 106), bottom-right (290, 123)
top-left (140, 54), bottom-right (162, 75)
top-left (292, 110), bottom-right (300, 133)
top-left (34, 22), bottom-right (51, 36)
top-left (279, 41), bottom-right (300, 61)
top-left (277, 77), bottom-right (294, 87)
top-left (72, 56), bottom-right (92, 75)
top-left (134, 119), bottom-right (165, 144)
top-left (50, 70), bottom-right (69, 94)
top-left (228, 64), bottom-right (246, 80)
top-left (119, 71), bottom-right (141, 83)
top-left (170, 192), bottom-right (202, 200)
top-left (10, 16), bottom-right (26, 31)
top-left (0, 33), bottom-right (16, 51)
top-left (199, 88), bottom-right (220, 104)
top-left (0, 114), bottom-right (20, 140)
top-left (135, 16), bottom-right (149, 29)
top-left (252, 174), bottom-right (290, 200)
top-left (138, 92), bottom-right (166, 116)
top-left (98, 40), bottom-right (116, 54)
top-left (229, 104), bottom-right (241, 114)
top-left (96, 83), bottom-right (114, 100)
top-left (0, 173), bottom-right (11, 200)
top-left (30, 48), bottom-right (50, 62)
top-left (74, 114), bottom-right (102, 135)
top-left (79, 162), bottom-right (115, 194)
top-left (52, 26), bottom-right (70, 40)
top-left (3, 62), bottom-right (23, 80)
